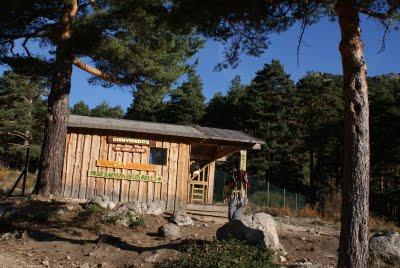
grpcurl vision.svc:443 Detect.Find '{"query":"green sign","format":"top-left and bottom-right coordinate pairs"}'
top-left (88, 170), bottom-right (162, 182)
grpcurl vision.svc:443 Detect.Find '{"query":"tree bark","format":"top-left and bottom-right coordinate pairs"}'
top-left (34, 1), bottom-right (78, 195)
top-left (335, 1), bottom-right (370, 267)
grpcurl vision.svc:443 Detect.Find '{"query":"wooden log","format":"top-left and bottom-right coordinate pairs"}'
top-left (61, 133), bottom-right (71, 195)
top-left (87, 134), bottom-right (100, 199)
top-left (138, 146), bottom-right (149, 202)
top-left (104, 141), bottom-right (115, 200)
top-left (129, 150), bottom-right (141, 201)
top-left (175, 143), bottom-right (188, 210)
top-left (167, 142), bottom-right (179, 212)
top-left (153, 141), bottom-right (163, 201)
top-left (120, 145), bottom-right (131, 202)
top-left (161, 141), bottom-right (170, 206)
top-left (112, 146), bottom-right (123, 202)
top-left (207, 161), bottom-right (216, 204)
top-left (78, 134), bottom-right (92, 199)
top-left (95, 135), bottom-right (108, 196)
top-left (71, 134), bottom-right (84, 198)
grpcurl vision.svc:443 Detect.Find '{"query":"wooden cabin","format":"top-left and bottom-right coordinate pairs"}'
top-left (61, 115), bottom-right (264, 213)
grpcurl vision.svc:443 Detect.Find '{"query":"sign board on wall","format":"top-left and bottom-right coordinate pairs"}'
top-left (96, 159), bottom-right (157, 172)
top-left (107, 136), bottom-right (156, 146)
top-left (112, 145), bottom-right (146, 153)
top-left (88, 170), bottom-right (162, 182)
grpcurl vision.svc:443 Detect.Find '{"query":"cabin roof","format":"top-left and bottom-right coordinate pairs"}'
top-left (68, 115), bottom-right (265, 146)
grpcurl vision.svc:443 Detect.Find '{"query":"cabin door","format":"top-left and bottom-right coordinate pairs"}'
top-left (188, 162), bottom-right (215, 204)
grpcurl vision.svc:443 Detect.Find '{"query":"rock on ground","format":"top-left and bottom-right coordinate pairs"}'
top-left (171, 210), bottom-right (193, 226)
top-left (158, 223), bottom-right (181, 240)
top-left (370, 232), bottom-right (400, 267)
top-left (90, 195), bottom-right (116, 210)
top-left (101, 209), bottom-right (139, 227)
top-left (120, 201), bottom-right (148, 214)
top-left (147, 201), bottom-right (166, 215)
top-left (216, 212), bottom-right (281, 250)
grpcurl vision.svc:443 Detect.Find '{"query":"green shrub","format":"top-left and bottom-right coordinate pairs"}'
top-left (161, 239), bottom-right (278, 268)
top-left (85, 202), bottom-right (103, 214)
top-left (129, 216), bottom-right (145, 229)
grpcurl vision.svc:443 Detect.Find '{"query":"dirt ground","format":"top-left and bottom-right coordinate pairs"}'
top-left (0, 196), bottom-right (339, 268)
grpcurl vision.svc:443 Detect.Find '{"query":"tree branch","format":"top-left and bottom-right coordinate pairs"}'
top-left (72, 57), bottom-right (133, 85)
top-left (358, 1), bottom-right (399, 19)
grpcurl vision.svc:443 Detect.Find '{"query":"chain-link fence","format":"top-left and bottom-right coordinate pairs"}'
top-left (213, 170), bottom-right (306, 211)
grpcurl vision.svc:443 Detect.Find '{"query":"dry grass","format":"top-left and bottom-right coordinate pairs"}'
top-left (370, 216), bottom-right (400, 233)
top-left (0, 165), bottom-right (36, 193)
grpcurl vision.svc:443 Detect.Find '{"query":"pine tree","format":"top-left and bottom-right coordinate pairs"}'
top-left (0, 72), bottom-right (46, 169)
top-left (164, 70), bottom-right (206, 124)
top-left (296, 73), bottom-right (344, 203)
top-left (125, 82), bottom-right (167, 122)
top-left (71, 101), bottom-right (90, 116)
top-left (241, 60), bottom-right (303, 190)
top-left (203, 75), bottom-right (246, 129)
top-left (90, 102), bottom-right (124, 119)
top-left (0, 0), bottom-right (203, 194)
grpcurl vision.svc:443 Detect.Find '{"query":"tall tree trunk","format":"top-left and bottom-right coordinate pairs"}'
top-left (34, 1), bottom-right (78, 195)
top-left (335, 1), bottom-right (370, 267)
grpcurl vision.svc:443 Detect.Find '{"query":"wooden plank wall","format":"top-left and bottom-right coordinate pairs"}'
top-left (62, 130), bottom-right (190, 211)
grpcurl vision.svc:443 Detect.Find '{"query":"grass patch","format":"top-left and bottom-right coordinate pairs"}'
top-left (84, 202), bottom-right (104, 214)
top-left (161, 239), bottom-right (278, 268)
top-left (129, 216), bottom-right (145, 229)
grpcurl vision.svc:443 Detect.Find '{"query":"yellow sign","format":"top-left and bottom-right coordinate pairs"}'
top-left (88, 170), bottom-right (162, 182)
top-left (96, 159), bottom-right (157, 172)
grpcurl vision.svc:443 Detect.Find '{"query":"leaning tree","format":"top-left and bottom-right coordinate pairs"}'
top-left (171, 0), bottom-right (400, 266)
top-left (0, 0), bottom-right (202, 195)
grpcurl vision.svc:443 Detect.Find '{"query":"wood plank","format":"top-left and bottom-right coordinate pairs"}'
top-left (71, 134), bottom-right (84, 198)
top-left (96, 159), bottom-right (156, 172)
top-left (138, 145), bottom-right (149, 202)
top-left (95, 135), bottom-right (108, 196)
top-left (61, 133), bottom-right (70, 195)
top-left (207, 161), bottom-right (216, 204)
top-left (186, 203), bottom-right (228, 213)
top-left (112, 147), bottom-right (123, 202)
top-left (87, 134), bottom-right (100, 199)
top-left (161, 141), bottom-right (170, 207)
top-left (175, 144), bottom-right (186, 210)
top-left (153, 141), bottom-right (163, 201)
top-left (78, 134), bottom-right (92, 199)
top-left (64, 133), bottom-right (76, 197)
top-left (120, 145), bottom-right (131, 202)
top-left (181, 144), bottom-right (189, 209)
top-left (167, 142), bottom-right (179, 212)
top-left (129, 149), bottom-right (141, 201)
top-left (104, 142), bottom-right (115, 200)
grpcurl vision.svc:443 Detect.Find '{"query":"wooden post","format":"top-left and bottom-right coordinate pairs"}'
top-left (239, 150), bottom-right (247, 171)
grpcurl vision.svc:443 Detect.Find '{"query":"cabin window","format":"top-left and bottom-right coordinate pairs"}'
top-left (149, 148), bottom-right (167, 165)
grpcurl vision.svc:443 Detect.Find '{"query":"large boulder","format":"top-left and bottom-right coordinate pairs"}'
top-left (158, 223), bottom-right (181, 240)
top-left (147, 201), bottom-right (166, 216)
top-left (171, 210), bottom-right (193, 226)
top-left (370, 232), bottom-right (400, 267)
top-left (216, 212), bottom-right (281, 250)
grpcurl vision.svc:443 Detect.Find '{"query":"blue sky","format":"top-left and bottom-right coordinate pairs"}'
top-left (11, 16), bottom-right (400, 110)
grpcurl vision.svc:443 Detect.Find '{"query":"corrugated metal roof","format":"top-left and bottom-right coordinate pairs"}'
top-left (68, 115), bottom-right (264, 145)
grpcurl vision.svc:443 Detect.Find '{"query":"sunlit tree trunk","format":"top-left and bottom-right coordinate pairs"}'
top-left (35, 1), bottom-right (78, 195)
top-left (336, 1), bottom-right (370, 267)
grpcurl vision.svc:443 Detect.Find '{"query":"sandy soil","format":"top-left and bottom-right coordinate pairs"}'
top-left (0, 196), bottom-right (340, 268)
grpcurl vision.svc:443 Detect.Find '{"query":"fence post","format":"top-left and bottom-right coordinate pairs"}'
top-left (295, 193), bottom-right (298, 211)
top-left (267, 181), bottom-right (270, 207)
top-left (283, 188), bottom-right (286, 208)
